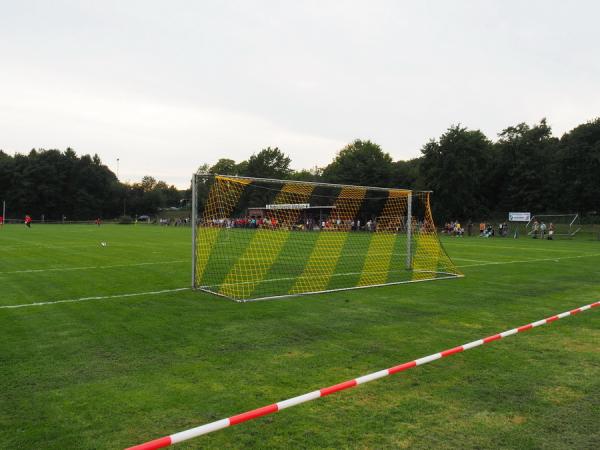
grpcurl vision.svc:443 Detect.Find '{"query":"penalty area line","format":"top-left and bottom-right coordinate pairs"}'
top-left (0, 287), bottom-right (190, 310)
top-left (456, 252), bottom-right (600, 269)
top-left (0, 260), bottom-right (188, 275)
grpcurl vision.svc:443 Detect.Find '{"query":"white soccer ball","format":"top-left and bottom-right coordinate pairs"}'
top-left (101, 242), bottom-right (107, 247)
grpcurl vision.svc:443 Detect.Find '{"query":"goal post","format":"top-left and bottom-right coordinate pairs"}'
top-left (526, 214), bottom-right (581, 239)
top-left (192, 173), bottom-right (461, 301)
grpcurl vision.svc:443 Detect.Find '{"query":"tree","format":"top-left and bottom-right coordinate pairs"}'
top-left (0, 148), bottom-right (123, 219)
top-left (126, 176), bottom-right (184, 215)
top-left (209, 158), bottom-right (239, 175)
top-left (557, 118), bottom-right (600, 214)
top-left (420, 125), bottom-right (493, 220)
top-left (0, 148), bottom-right (187, 219)
top-left (289, 166), bottom-right (323, 182)
top-left (196, 163), bottom-right (210, 174)
top-left (140, 176), bottom-right (158, 192)
top-left (244, 147), bottom-right (291, 178)
top-left (0, 151), bottom-right (15, 207)
top-left (321, 139), bottom-right (394, 187)
top-left (393, 158), bottom-right (421, 189)
top-left (492, 119), bottom-right (559, 214)
top-left (3, 116), bottom-right (600, 222)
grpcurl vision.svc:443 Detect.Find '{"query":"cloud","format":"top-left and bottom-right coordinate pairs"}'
top-left (1, 0), bottom-right (599, 188)
top-left (0, 82), bottom-right (344, 187)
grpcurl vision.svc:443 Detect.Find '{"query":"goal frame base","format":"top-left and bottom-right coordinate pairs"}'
top-left (195, 270), bottom-right (463, 303)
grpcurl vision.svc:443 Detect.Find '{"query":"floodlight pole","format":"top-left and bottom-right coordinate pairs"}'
top-left (191, 173), bottom-right (197, 289)
top-left (406, 191), bottom-right (412, 269)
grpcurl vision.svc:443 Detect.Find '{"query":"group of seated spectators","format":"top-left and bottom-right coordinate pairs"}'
top-left (159, 217), bottom-right (189, 226)
top-left (203, 216), bottom-right (424, 233)
top-left (206, 216), bottom-right (380, 231)
top-left (441, 220), bottom-right (514, 238)
top-left (443, 221), bottom-right (465, 237)
top-left (203, 215), bottom-right (561, 240)
top-left (479, 222), bottom-right (509, 237)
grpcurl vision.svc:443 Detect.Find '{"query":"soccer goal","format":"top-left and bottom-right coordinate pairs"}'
top-left (191, 173), bottom-right (462, 301)
top-left (526, 214), bottom-right (581, 239)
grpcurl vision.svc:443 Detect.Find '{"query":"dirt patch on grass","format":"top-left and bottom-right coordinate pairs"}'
top-left (472, 411), bottom-right (528, 428)
top-left (458, 321), bottom-right (484, 329)
top-left (510, 415), bottom-right (527, 424)
top-left (278, 349), bottom-right (313, 359)
top-left (538, 385), bottom-right (584, 405)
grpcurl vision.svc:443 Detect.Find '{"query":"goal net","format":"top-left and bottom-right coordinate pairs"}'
top-left (526, 214), bottom-right (581, 239)
top-left (192, 174), bottom-right (462, 301)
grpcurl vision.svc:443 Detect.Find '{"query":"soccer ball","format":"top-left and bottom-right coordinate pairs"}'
top-left (101, 242), bottom-right (107, 247)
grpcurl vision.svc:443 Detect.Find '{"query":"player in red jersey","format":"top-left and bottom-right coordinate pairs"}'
top-left (24, 215), bottom-right (32, 228)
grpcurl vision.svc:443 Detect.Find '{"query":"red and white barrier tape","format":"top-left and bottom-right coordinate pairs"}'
top-left (126, 301), bottom-right (599, 450)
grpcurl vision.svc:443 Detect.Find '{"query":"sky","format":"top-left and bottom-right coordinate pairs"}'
top-left (1, 1), bottom-right (599, 188)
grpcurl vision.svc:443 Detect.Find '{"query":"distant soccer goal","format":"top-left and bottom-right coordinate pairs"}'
top-left (526, 214), bottom-right (581, 239)
top-left (191, 174), bottom-right (462, 301)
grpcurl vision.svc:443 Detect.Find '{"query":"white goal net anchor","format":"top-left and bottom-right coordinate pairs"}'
top-left (526, 214), bottom-right (581, 239)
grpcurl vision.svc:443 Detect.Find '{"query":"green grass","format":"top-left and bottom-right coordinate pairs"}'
top-left (1, 224), bottom-right (598, 449)
top-left (199, 228), bottom-right (426, 300)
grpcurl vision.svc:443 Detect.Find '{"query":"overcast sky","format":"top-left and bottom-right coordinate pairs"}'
top-left (1, 1), bottom-right (598, 187)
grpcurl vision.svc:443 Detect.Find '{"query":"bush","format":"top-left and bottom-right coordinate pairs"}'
top-left (118, 215), bottom-right (133, 224)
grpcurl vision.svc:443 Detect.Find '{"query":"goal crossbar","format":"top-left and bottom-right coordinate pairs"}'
top-left (194, 172), bottom-right (429, 193)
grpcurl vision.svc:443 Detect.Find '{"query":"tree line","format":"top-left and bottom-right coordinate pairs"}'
top-left (1, 117), bottom-right (599, 222)
top-left (206, 118), bottom-right (600, 222)
top-left (0, 148), bottom-right (183, 220)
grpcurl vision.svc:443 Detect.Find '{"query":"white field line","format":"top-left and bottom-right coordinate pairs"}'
top-left (0, 287), bottom-right (190, 309)
top-left (456, 253), bottom-right (600, 268)
top-left (0, 260), bottom-right (188, 275)
top-left (5, 252), bottom-right (598, 309)
top-left (452, 257), bottom-right (495, 263)
top-left (443, 241), bottom-right (599, 254)
top-left (0, 242), bottom-right (189, 251)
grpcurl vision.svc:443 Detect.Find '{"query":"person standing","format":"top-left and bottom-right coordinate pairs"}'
top-left (540, 221), bottom-right (547, 240)
top-left (548, 223), bottom-right (555, 240)
top-left (24, 215), bottom-right (32, 228)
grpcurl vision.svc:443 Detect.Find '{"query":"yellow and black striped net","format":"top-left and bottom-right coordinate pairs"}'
top-left (194, 175), bottom-right (461, 301)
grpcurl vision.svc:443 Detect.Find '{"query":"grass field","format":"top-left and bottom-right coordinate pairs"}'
top-left (1, 224), bottom-right (598, 449)
top-left (196, 227), bottom-right (456, 301)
